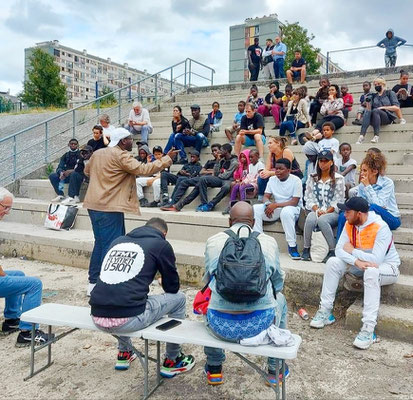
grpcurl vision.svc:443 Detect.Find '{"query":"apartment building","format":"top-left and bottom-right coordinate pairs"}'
top-left (24, 40), bottom-right (177, 105)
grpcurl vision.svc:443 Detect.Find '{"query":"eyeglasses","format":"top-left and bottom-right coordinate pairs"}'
top-left (0, 203), bottom-right (12, 210)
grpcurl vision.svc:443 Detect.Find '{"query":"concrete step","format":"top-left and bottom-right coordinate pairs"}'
top-left (7, 197), bottom-right (413, 254)
top-left (345, 301), bottom-right (413, 343)
top-left (0, 221), bottom-right (412, 309)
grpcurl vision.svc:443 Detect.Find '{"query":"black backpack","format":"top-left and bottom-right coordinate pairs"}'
top-left (215, 226), bottom-right (268, 303)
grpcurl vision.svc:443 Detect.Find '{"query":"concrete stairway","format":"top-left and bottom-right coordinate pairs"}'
top-left (3, 67), bottom-right (413, 343)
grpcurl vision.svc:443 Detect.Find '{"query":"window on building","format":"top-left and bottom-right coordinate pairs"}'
top-left (61, 67), bottom-right (65, 71)
top-left (68, 53), bottom-right (72, 58)
top-left (62, 51), bottom-right (65, 56)
top-left (54, 49), bottom-right (60, 57)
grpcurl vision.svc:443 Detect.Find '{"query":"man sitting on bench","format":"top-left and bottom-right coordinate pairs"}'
top-left (0, 188), bottom-right (53, 347)
top-left (89, 217), bottom-right (195, 375)
top-left (202, 201), bottom-right (288, 386)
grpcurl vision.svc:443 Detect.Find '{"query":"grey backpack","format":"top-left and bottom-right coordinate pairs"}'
top-left (215, 226), bottom-right (268, 303)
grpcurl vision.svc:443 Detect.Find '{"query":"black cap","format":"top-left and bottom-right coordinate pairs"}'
top-left (80, 145), bottom-right (93, 153)
top-left (190, 104), bottom-right (200, 110)
top-left (337, 197), bottom-right (369, 213)
top-left (317, 150), bottom-right (334, 161)
top-left (189, 150), bottom-right (200, 157)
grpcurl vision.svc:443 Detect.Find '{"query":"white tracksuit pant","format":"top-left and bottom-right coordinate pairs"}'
top-left (136, 177), bottom-right (161, 201)
top-left (253, 204), bottom-right (300, 247)
top-left (320, 257), bottom-right (399, 330)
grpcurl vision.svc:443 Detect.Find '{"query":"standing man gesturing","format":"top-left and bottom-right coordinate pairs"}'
top-left (83, 128), bottom-right (177, 295)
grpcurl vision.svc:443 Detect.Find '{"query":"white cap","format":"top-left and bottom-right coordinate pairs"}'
top-left (108, 127), bottom-right (131, 147)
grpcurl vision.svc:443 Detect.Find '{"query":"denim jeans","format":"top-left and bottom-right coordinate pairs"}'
top-left (49, 172), bottom-right (70, 196)
top-left (336, 204), bottom-right (401, 240)
top-left (257, 176), bottom-right (269, 196)
top-left (204, 293), bottom-right (288, 371)
top-left (273, 58), bottom-right (286, 78)
top-left (280, 120), bottom-right (305, 138)
top-left (94, 292), bottom-right (186, 360)
top-left (68, 171), bottom-right (85, 198)
top-left (164, 132), bottom-right (176, 155)
top-left (174, 133), bottom-right (205, 160)
top-left (88, 210), bottom-right (125, 284)
top-left (127, 125), bottom-right (153, 144)
top-left (0, 270), bottom-right (43, 330)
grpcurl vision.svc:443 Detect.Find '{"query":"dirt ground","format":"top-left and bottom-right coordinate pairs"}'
top-left (1, 257), bottom-right (412, 400)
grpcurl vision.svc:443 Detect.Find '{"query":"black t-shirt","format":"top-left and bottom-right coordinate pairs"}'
top-left (265, 91), bottom-right (284, 105)
top-left (203, 159), bottom-right (217, 170)
top-left (240, 113), bottom-right (265, 136)
top-left (392, 84), bottom-right (413, 95)
top-left (87, 137), bottom-right (106, 152)
top-left (292, 58), bottom-right (306, 68)
top-left (248, 44), bottom-right (263, 64)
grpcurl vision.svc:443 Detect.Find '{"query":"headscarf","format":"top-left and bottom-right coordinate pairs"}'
top-left (233, 149), bottom-right (251, 180)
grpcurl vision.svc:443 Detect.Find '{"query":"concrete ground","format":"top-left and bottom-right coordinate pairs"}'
top-left (1, 256), bottom-right (412, 400)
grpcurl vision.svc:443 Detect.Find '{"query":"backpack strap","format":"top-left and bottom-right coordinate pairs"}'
top-left (224, 229), bottom-right (239, 239)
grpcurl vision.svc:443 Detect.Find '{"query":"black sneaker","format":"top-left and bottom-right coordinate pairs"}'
top-left (16, 329), bottom-right (55, 348)
top-left (147, 201), bottom-right (160, 208)
top-left (139, 198), bottom-right (149, 207)
top-left (352, 119), bottom-right (362, 126)
top-left (1, 318), bottom-right (20, 336)
top-left (322, 250), bottom-right (335, 264)
top-left (160, 195), bottom-right (170, 207)
top-left (301, 248), bottom-right (311, 261)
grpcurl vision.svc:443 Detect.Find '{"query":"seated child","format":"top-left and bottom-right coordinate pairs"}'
top-left (352, 82), bottom-right (371, 125)
top-left (336, 142), bottom-right (357, 197)
top-left (228, 149), bottom-right (264, 210)
top-left (225, 101), bottom-right (246, 144)
top-left (207, 101), bottom-right (223, 133)
top-left (341, 85), bottom-right (354, 123)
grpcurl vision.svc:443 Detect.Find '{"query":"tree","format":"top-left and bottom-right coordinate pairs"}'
top-left (282, 22), bottom-right (321, 76)
top-left (20, 48), bottom-right (67, 107)
top-left (99, 86), bottom-right (117, 107)
top-left (0, 96), bottom-right (14, 113)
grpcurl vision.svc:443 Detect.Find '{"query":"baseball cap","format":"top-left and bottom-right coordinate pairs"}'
top-left (189, 150), bottom-right (200, 157)
top-left (337, 197), bottom-right (369, 213)
top-left (190, 104), bottom-right (200, 110)
top-left (108, 128), bottom-right (131, 147)
top-left (317, 150), bottom-right (333, 161)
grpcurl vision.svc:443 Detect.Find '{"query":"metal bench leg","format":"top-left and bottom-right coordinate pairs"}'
top-left (281, 360), bottom-right (286, 400)
top-left (47, 325), bottom-right (53, 367)
top-left (144, 339), bottom-right (149, 399)
top-left (141, 340), bottom-right (163, 400)
top-left (156, 341), bottom-right (161, 385)
top-left (28, 324), bottom-right (36, 378)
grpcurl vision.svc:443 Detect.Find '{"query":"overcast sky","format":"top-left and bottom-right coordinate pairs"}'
top-left (1, 0), bottom-right (413, 95)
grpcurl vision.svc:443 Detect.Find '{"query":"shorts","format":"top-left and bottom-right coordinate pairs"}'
top-left (245, 135), bottom-right (266, 147)
top-left (225, 126), bottom-right (240, 135)
top-left (292, 71), bottom-right (301, 80)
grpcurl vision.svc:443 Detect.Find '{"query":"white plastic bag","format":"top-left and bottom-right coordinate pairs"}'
top-left (44, 204), bottom-right (78, 231)
top-left (310, 229), bottom-right (329, 263)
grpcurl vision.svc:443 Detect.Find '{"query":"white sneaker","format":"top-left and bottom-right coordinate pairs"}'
top-left (370, 135), bottom-right (379, 143)
top-left (52, 195), bottom-right (65, 202)
top-left (87, 283), bottom-right (96, 297)
top-left (355, 135), bottom-right (364, 145)
top-left (310, 309), bottom-right (336, 329)
top-left (353, 329), bottom-right (377, 350)
top-left (400, 118), bottom-right (406, 124)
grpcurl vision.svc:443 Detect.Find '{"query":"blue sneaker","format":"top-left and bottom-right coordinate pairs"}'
top-left (160, 353), bottom-right (196, 378)
top-left (353, 329), bottom-right (377, 350)
top-left (196, 204), bottom-right (206, 212)
top-left (198, 202), bottom-right (214, 212)
top-left (310, 309), bottom-right (336, 329)
top-left (288, 246), bottom-right (301, 260)
top-left (266, 364), bottom-right (289, 387)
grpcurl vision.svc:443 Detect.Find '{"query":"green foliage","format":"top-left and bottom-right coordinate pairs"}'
top-left (20, 48), bottom-right (67, 108)
top-left (282, 22), bottom-right (321, 76)
top-left (0, 96), bottom-right (14, 113)
top-left (99, 86), bottom-right (117, 107)
top-left (45, 163), bottom-right (54, 176)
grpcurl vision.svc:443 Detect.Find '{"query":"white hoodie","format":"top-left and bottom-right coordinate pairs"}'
top-left (336, 211), bottom-right (400, 267)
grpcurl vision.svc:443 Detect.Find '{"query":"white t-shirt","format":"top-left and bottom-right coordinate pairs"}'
top-left (265, 174), bottom-right (303, 208)
top-left (336, 157), bottom-right (357, 186)
top-left (102, 124), bottom-right (116, 139)
top-left (318, 137), bottom-right (339, 155)
top-left (249, 160), bottom-right (265, 175)
top-left (128, 108), bottom-right (152, 130)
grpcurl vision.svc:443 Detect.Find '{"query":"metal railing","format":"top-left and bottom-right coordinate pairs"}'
top-left (326, 44), bottom-right (413, 74)
top-left (0, 58), bottom-right (215, 187)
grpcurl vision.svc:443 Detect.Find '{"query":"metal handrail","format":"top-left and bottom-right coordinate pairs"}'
top-left (0, 58), bottom-right (215, 186)
top-left (326, 44), bottom-right (413, 75)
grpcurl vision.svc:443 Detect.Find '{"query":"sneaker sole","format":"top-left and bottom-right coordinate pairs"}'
top-left (15, 341), bottom-right (33, 348)
top-left (115, 354), bottom-right (137, 371)
top-left (204, 369), bottom-right (223, 385)
top-left (265, 370), bottom-right (290, 387)
top-left (310, 317), bottom-right (335, 329)
top-left (353, 337), bottom-right (377, 350)
top-left (160, 360), bottom-right (196, 378)
top-left (0, 328), bottom-right (19, 336)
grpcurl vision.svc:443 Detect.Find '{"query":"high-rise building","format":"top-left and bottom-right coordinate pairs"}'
top-left (24, 40), bottom-right (177, 105)
top-left (229, 15), bottom-right (343, 83)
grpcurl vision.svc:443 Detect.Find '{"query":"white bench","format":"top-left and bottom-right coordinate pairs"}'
top-left (21, 303), bottom-right (302, 400)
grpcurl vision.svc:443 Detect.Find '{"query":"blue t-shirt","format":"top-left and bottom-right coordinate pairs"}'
top-left (234, 111), bottom-right (245, 124)
top-left (273, 42), bottom-right (287, 60)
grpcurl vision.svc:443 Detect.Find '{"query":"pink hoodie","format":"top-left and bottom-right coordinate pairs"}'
top-left (233, 149), bottom-right (250, 181)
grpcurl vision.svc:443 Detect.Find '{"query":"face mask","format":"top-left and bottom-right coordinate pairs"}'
top-left (375, 85), bottom-right (382, 93)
